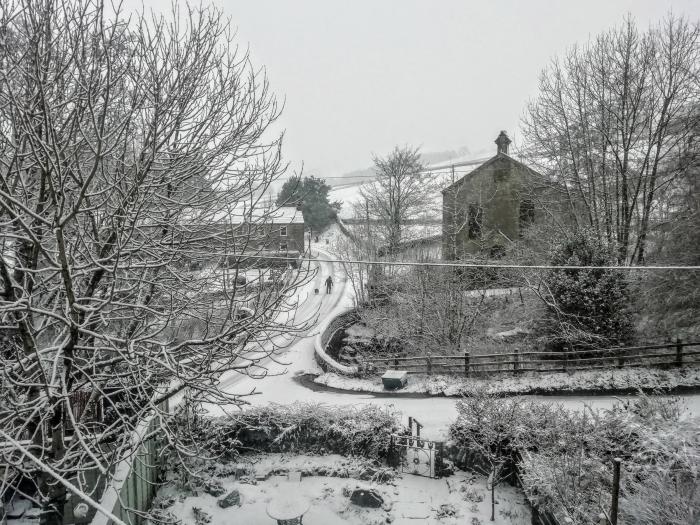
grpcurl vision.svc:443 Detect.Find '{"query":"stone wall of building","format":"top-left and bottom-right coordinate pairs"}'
top-left (442, 155), bottom-right (530, 259)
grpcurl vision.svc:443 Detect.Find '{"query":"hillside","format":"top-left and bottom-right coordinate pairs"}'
top-left (325, 145), bottom-right (484, 188)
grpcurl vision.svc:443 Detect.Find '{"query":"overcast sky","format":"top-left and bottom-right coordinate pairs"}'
top-left (129, 1), bottom-right (699, 177)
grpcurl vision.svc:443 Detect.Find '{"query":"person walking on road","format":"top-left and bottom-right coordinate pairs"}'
top-left (325, 275), bottom-right (333, 294)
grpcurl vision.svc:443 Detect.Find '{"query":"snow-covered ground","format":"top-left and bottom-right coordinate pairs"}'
top-left (207, 228), bottom-right (700, 442)
top-left (155, 453), bottom-right (530, 525)
top-left (314, 367), bottom-right (700, 398)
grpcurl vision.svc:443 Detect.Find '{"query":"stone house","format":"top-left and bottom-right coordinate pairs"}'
top-left (182, 205), bottom-right (306, 270)
top-left (442, 131), bottom-right (567, 260)
top-left (228, 205), bottom-right (306, 254)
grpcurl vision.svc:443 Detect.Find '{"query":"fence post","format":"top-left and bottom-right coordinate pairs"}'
top-left (514, 348), bottom-right (520, 375)
top-left (464, 352), bottom-right (470, 377)
top-left (676, 337), bottom-right (683, 367)
top-left (617, 346), bottom-right (625, 369)
top-left (388, 434), bottom-right (397, 467)
top-left (435, 441), bottom-right (445, 478)
top-left (610, 457), bottom-right (621, 525)
top-left (426, 354), bottom-right (432, 376)
top-left (394, 353), bottom-right (399, 368)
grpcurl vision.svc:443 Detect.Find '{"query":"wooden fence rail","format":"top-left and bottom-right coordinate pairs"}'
top-left (361, 341), bottom-right (700, 377)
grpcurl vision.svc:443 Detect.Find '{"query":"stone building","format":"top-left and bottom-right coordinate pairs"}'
top-left (184, 205), bottom-right (306, 269)
top-left (229, 205), bottom-right (306, 254)
top-left (441, 131), bottom-right (565, 260)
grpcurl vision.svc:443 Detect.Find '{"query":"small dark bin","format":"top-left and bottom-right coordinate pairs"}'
top-left (382, 370), bottom-right (408, 390)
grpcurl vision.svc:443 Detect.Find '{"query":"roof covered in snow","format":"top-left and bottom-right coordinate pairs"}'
top-left (186, 205), bottom-right (304, 225)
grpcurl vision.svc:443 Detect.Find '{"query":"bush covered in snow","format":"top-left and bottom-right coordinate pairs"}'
top-left (449, 391), bottom-right (525, 521)
top-left (179, 403), bottom-right (403, 461)
top-left (540, 230), bottom-right (633, 351)
top-left (450, 391), bottom-right (699, 524)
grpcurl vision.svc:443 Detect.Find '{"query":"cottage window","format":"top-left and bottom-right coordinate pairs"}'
top-left (468, 204), bottom-right (483, 240)
top-left (519, 199), bottom-right (535, 236)
top-left (279, 243), bottom-right (288, 252)
top-left (280, 226), bottom-right (288, 237)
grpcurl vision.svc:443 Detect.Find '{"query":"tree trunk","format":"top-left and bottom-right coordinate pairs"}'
top-left (491, 474), bottom-right (495, 521)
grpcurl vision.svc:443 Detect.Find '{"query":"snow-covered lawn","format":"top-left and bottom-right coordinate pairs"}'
top-left (314, 366), bottom-right (700, 397)
top-left (154, 453), bottom-right (531, 525)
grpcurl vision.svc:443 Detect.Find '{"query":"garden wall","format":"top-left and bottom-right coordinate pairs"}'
top-left (314, 308), bottom-right (359, 375)
top-left (335, 216), bottom-right (359, 244)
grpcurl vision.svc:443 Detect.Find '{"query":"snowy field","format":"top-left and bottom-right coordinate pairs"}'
top-left (330, 181), bottom-right (444, 220)
top-left (328, 155), bottom-right (487, 221)
top-left (330, 176), bottom-right (450, 221)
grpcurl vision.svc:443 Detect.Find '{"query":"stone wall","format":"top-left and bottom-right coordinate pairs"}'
top-left (442, 155), bottom-right (525, 259)
top-left (313, 309), bottom-right (359, 375)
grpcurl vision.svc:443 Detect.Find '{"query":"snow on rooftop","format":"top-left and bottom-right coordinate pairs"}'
top-left (188, 205), bottom-right (304, 225)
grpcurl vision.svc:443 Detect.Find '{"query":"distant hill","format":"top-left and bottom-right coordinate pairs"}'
top-left (325, 145), bottom-right (475, 188)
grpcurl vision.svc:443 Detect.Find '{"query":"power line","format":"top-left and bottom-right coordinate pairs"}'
top-left (313, 157), bottom-right (487, 182)
top-left (251, 254), bottom-right (700, 271)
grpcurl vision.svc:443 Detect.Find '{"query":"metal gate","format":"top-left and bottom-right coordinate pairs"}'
top-left (389, 417), bottom-right (444, 478)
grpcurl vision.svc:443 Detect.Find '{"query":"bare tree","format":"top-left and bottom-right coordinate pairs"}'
top-left (356, 265), bottom-right (488, 357)
top-left (522, 14), bottom-right (700, 264)
top-left (0, 1), bottom-right (311, 523)
top-left (332, 228), bottom-right (373, 306)
top-left (356, 146), bottom-right (436, 255)
top-left (450, 391), bottom-right (525, 522)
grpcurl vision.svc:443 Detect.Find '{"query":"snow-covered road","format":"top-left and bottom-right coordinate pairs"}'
top-left (209, 236), bottom-right (700, 441)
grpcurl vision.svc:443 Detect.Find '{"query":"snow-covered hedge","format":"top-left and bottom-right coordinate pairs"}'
top-left (449, 391), bottom-right (700, 525)
top-left (185, 403), bottom-right (402, 461)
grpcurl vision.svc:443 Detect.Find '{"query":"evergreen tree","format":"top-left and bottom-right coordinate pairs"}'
top-left (542, 231), bottom-right (633, 350)
top-left (277, 175), bottom-right (340, 231)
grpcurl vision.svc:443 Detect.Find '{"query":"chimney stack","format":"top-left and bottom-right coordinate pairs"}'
top-left (495, 131), bottom-right (511, 155)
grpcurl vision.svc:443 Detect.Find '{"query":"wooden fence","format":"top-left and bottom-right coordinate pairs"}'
top-left (362, 340), bottom-right (700, 377)
top-left (90, 403), bottom-right (169, 525)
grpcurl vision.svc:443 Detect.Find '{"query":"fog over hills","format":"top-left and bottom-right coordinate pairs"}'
top-left (325, 144), bottom-right (490, 188)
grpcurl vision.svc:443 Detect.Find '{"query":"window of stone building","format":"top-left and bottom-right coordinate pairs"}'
top-left (489, 244), bottom-right (506, 259)
top-left (279, 242), bottom-right (288, 251)
top-left (280, 226), bottom-right (288, 237)
top-left (519, 199), bottom-right (535, 236)
top-left (468, 204), bottom-right (483, 240)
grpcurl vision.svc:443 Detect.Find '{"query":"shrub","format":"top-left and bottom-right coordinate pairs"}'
top-left (178, 402), bottom-right (402, 461)
top-left (450, 391), bottom-right (698, 524)
top-left (541, 230), bottom-right (633, 350)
